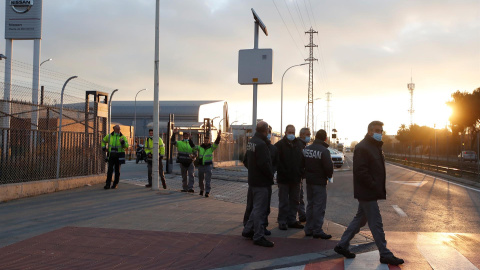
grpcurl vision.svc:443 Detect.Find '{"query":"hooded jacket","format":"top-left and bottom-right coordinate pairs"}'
top-left (353, 134), bottom-right (387, 201)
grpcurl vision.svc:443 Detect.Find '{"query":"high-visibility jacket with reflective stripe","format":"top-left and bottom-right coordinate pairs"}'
top-left (194, 143), bottom-right (219, 165)
top-left (174, 140), bottom-right (194, 163)
top-left (145, 137), bottom-right (165, 156)
top-left (101, 132), bottom-right (129, 153)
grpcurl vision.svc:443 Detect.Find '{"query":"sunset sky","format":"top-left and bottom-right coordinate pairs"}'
top-left (1, 0), bottom-right (479, 144)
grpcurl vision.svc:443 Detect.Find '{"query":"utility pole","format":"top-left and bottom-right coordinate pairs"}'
top-left (326, 92), bottom-right (331, 140)
top-left (305, 28), bottom-right (318, 132)
top-left (408, 73), bottom-right (415, 126)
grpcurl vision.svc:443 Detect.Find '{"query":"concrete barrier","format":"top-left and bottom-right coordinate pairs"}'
top-left (0, 175), bottom-right (105, 202)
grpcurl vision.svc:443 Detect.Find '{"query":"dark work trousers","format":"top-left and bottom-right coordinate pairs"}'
top-left (337, 200), bottom-right (394, 257)
top-left (242, 186), bottom-right (269, 241)
top-left (243, 185), bottom-right (272, 227)
top-left (298, 179), bottom-right (306, 220)
top-left (277, 182), bottom-right (301, 225)
top-left (198, 164), bottom-right (213, 193)
top-left (106, 153), bottom-right (121, 187)
top-left (147, 159), bottom-right (166, 188)
top-left (180, 163), bottom-right (195, 190)
top-left (304, 184), bottom-right (327, 235)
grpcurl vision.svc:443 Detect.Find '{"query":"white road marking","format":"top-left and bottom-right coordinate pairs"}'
top-left (390, 180), bottom-right (428, 187)
top-left (387, 163), bottom-right (480, 193)
top-left (417, 233), bottom-right (478, 270)
top-left (391, 205), bottom-right (408, 217)
top-left (344, 250), bottom-right (389, 270)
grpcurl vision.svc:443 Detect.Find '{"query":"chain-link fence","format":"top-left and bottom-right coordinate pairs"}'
top-left (214, 132), bottom-right (248, 162)
top-left (0, 60), bottom-right (115, 185)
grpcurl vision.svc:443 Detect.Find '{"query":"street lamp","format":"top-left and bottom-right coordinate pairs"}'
top-left (134, 88), bottom-right (147, 151)
top-left (40, 58), bottom-right (52, 66)
top-left (281, 63), bottom-right (308, 133)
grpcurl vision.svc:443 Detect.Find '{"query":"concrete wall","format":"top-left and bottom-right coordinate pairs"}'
top-left (0, 175), bottom-right (105, 202)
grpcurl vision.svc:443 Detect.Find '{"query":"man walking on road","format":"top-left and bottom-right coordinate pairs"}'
top-left (275, 125), bottom-right (304, 230)
top-left (101, 125), bottom-right (129, 190)
top-left (194, 130), bottom-right (221, 197)
top-left (172, 129), bottom-right (196, 192)
top-left (242, 121), bottom-right (275, 247)
top-left (334, 121), bottom-right (404, 266)
top-left (297, 127), bottom-right (311, 223)
top-left (302, 129), bottom-right (333, 239)
top-left (145, 129), bottom-right (167, 189)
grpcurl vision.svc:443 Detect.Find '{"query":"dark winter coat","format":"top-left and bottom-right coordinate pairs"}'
top-left (353, 134), bottom-right (387, 201)
top-left (302, 140), bottom-right (334, 185)
top-left (243, 132), bottom-right (274, 187)
top-left (274, 137), bottom-right (304, 184)
top-left (267, 140), bottom-right (279, 174)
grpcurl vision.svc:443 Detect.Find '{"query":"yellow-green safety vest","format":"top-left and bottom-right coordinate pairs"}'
top-left (194, 143), bottom-right (219, 166)
top-left (101, 132), bottom-right (129, 153)
top-left (145, 137), bottom-right (165, 156)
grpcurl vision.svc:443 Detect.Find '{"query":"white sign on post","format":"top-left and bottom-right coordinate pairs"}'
top-left (238, 49), bottom-right (273, 85)
top-left (5, 0), bottom-right (43, 39)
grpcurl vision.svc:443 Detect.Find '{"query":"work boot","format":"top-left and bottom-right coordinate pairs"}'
top-left (205, 192), bottom-right (209, 198)
top-left (104, 185), bottom-right (110, 190)
top-left (380, 256), bottom-right (404, 265)
top-left (145, 184), bottom-right (152, 188)
top-left (279, 223), bottom-right (288, 230)
top-left (253, 237), bottom-right (274, 247)
top-left (242, 231), bottom-right (254, 239)
top-left (313, 232), bottom-right (332, 239)
top-left (288, 222), bottom-right (304, 229)
top-left (199, 191), bottom-right (204, 196)
top-left (334, 246), bottom-right (356, 258)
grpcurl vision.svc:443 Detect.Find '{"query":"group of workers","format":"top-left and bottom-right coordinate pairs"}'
top-left (101, 120), bottom-right (404, 266)
top-left (101, 125), bottom-right (221, 197)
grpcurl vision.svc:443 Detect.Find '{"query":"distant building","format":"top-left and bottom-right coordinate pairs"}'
top-left (110, 100), bottom-right (229, 140)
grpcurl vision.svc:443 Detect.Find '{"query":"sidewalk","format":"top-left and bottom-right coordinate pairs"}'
top-left (0, 175), bottom-right (371, 270)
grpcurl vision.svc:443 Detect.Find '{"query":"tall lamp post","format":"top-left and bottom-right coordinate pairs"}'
top-left (281, 63), bottom-right (308, 133)
top-left (40, 58), bottom-right (52, 67)
top-left (134, 88), bottom-right (147, 152)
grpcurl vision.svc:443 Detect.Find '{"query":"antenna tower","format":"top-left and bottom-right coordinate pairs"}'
top-left (407, 75), bottom-right (415, 126)
top-left (305, 27), bottom-right (318, 131)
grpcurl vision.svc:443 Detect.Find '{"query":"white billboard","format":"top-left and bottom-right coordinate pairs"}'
top-left (5, 0), bottom-right (43, 39)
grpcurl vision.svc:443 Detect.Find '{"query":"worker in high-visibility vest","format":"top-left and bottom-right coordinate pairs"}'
top-left (171, 129), bottom-right (196, 192)
top-left (145, 128), bottom-right (167, 189)
top-left (194, 130), bottom-right (221, 197)
top-left (101, 125), bottom-right (129, 189)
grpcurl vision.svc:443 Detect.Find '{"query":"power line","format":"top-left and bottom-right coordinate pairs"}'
top-left (272, 0), bottom-right (306, 60)
top-left (294, 0), bottom-right (307, 30)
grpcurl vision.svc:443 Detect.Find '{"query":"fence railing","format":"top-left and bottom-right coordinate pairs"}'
top-left (0, 128), bottom-right (106, 184)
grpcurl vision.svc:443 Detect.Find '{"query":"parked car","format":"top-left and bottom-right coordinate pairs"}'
top-left (458, 151), bottom-right (477, 162)
top-left (328, 148), bottom-right (344, 168)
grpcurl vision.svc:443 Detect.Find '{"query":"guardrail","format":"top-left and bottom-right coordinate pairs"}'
top-left (384, 154), bottom-right (480, 181)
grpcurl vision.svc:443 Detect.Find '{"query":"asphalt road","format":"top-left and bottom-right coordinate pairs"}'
top-left (120, 154), bottom-right (480, 234)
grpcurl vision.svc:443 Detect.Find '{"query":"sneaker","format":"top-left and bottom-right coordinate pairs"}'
top-left (334, 246), bottom-right (356, 258)
top-left (199, 191), bottom-right (204, 196)
top-left (264, 228), bottom-right (271, 236)
top-left (288, 222), bottom-right (304, 229)
top-left (380, 256), bottom-right (404, 265)
top-left (313, 232), bottom-right (332, 239)
top-left (188, 189), bottom-right (194, 193)
top-left (145, 184), bottom-right (152, 188)
top-left (299, 216), bottom-right (307, 223)
top-left (104, 185), bottom-right (110, 190)
top-left (279, 223), bottom-right (288, 230)
top-left (253, 237), bottom-right (274, 247)
top-left (205, 192), bottom-right (209, 198)
top-left (242, 231), bottom-right (254, 239)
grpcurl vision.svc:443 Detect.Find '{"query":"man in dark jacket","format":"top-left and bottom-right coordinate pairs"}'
top-left (242, 121), bottom-right (275, 247)
top-left (275, 124), bottom-right (304, 230)
top-left (334, 121), bottom-right (404, 266)
top-left (302, 129), bottom-right (333, 239)
top-left (297, 127), bottom-right (311, 222)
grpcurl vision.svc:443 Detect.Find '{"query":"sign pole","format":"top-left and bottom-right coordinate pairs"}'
top-left (252, 22), bottom-right (259, 129)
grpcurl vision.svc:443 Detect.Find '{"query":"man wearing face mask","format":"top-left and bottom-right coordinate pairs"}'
top-left (297, 127), bottom-right (311, 223)
top-left (172, 129), bottom-right (196, 192)
top-left (275, 125), bottom-right (304, 230)
top-left (334, 121), bottom-right (404, 266)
